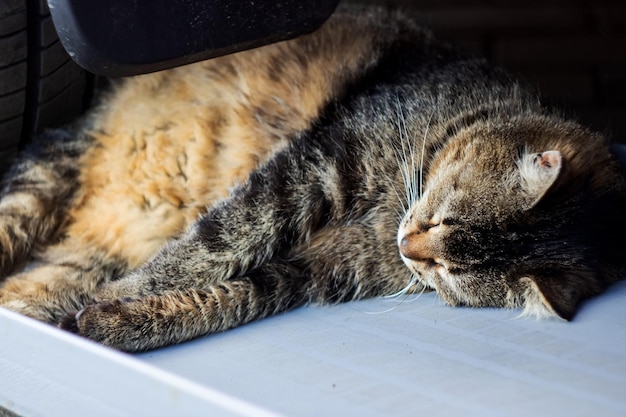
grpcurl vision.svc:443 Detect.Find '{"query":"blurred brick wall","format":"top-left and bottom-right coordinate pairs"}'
top-left (350, 0), bottom-right (626, 143)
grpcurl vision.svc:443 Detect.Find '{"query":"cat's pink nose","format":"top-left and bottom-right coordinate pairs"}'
top-left (399, 232), bottom-right (437, 261)
top-left (399, 233), bottom-right (421, 260)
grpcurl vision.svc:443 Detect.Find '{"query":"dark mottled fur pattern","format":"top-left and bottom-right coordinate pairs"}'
top-left (1, 5), bottom-right (625, 351)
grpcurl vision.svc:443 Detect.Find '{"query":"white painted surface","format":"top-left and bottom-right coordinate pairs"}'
top-left (2, 280), bottom-right (626, 417)
top-left (0, 309), bottom-right (283, 417)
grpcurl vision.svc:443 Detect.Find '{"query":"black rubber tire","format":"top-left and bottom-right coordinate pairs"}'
top-left (0, 0), bottom-right (93, 177)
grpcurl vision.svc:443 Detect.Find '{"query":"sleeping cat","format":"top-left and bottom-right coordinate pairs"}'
top-left (0, 5), bottom-right (625, 352)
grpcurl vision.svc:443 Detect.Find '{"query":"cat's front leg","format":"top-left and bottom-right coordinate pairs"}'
top-left (92, 211), bottom-right (279, 303)
top-left (92, 140), bottom-right (336, 303)
top-left (60, 261), bottom-right (309, 351)
top-left (60, 134), bottom-right (360, 349)
top-left (91, 232), bottom-right (229, 302)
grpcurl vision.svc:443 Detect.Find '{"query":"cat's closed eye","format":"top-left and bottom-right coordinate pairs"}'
top-left (441, 218), bottom-right (461, 226)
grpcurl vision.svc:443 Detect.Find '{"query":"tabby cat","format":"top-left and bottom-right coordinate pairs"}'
top-left (0, 5), bottom-right (625, 352)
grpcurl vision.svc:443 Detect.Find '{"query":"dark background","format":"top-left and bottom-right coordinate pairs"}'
top-left (351, 0), bottom-right (626, 144)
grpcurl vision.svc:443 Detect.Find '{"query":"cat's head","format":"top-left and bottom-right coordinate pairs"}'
top-left (397, 115), bottom-right (626, 320)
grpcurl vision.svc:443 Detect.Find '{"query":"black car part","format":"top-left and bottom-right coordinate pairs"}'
top-left (48, 0), bottom-right (340, 77)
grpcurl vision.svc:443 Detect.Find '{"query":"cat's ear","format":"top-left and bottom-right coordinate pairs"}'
top-left (520, 272), bottom-right (583, 321)
top-left (517, 150), bottom-right (563, 208)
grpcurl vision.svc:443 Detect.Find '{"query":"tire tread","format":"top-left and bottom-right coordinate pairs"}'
top-left (0, 0), bottom-right (90, 178)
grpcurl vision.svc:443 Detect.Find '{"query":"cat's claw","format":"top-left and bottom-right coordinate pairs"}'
top-left (58, 302), bottom-right (122, 343)
top-left (58, 300), bottom-right (158, 352)
top-left (58, 310), bottom-right (81, 334)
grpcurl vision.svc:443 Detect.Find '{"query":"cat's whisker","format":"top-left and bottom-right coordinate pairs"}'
top-left (402, 282), bottom-right (429, 303)
top-left (418, 108), bottom-right (436, 200)
top-left (390, 196), bottom-right (408, 226)
top-left (398, 140), bottom-right (412, 208)
top-left (364, 275), bottom-right (421, 314)
top-left (393, 96), bottom-right (413, 214)
top-left (363, 303), bottom-right (403, 315)
top-left (392, 165), bottom-right (409, 216)
top-left (383, 274), bottom-right (419, 299)
top-left (398, 100), bottom-right (417, 205)
top-left (397, 96), bottom-right (421, 213)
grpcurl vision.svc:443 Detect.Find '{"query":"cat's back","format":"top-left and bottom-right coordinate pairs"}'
top-left (63, 5), bottom-right (429, 267)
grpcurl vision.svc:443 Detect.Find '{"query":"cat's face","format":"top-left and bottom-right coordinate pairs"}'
top-left (397, 120), bottom-right (626, 320)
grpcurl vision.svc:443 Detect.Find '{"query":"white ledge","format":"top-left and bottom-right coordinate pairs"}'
top-left (2, 280), bottom-right (626, 417)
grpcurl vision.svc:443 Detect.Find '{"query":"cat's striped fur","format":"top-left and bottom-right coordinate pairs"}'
top-left (0, 5), bottom-right (624, 351)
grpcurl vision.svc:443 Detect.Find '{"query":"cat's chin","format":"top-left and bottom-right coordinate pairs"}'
top-left (398, 254), bottom-right (434, 289)
top-left (400, 256), bottom-right (568, 321)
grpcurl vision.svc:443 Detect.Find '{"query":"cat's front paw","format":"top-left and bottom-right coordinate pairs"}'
top-left (59, 301), bottom-right (132, 350)
top-left (59, 299), bottom-right (161, 352)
